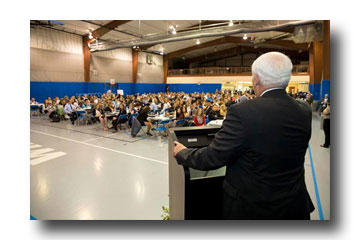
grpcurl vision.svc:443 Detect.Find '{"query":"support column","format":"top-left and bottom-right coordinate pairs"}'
top-left (309, 41), bottom-right (323, 100)
top-left (132, 49), bottom-right (138, 95)
top-left (321, 20), bottom-right (330, 99)
top-left (82, 37), bottom-right (91, 83)
top-left (163, 55), bottom-right (168, 84)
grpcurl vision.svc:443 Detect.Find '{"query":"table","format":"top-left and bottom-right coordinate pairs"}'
top-left (207, 119), bottom-right (224, 126)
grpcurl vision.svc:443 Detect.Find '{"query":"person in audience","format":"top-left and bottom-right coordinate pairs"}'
top-left (82, 99), bottom-right (91, 109)
top-left (137, 106), bottom-right (153, 136)
top-left (194, 108), bottom-right (206, 126)
top-left (321, 103), bottom-right (330, 148)
top-left (94, 104), bottom-right (109, 131)
top-left (219, 104), bottom-right (227, 118)
top-left (208, 104), bottom-right (222, 121)
top-left (188, 102), bottom-right (197, 117)
top-left (320, 93), bottom-right (330, 113)
top-left (112, 103), bottom-right (127, 132)
top-left (204, 100), bottom-right (213, 116)
top-left (182, 105), bottom-right (189, 118)
top-left (149, 99), bottom-right (158, 112)
top-left (43, 99), bottom-right (51, 115)
top-left (175, 107), bottom-right (185, 120)
top-left (306, 92), bottom-right (313, 106)
top-left (64, 98), bottom-right (78, 125)
top-left (30, 98), bottom-right (37, 104)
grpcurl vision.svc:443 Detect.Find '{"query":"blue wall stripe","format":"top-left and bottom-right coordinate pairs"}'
top-left (30, 215), bottom-right (37, 220)
top-left (309, 83), bottom-right (321, 101)
top-left (308, 144), bottom-right (324, 220)
top-left (320, 80), bottom-right (330, 99)
top-left (30, 82), bottom-right (223, 102)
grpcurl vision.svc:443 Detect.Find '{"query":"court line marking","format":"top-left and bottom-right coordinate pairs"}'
top-left (308, 144), bottom-right (324, 220)
top-left (30, 121), bottom-right (142, 143)
top-left (83, 132), bottom-right (119, 143)
top-left (30, 129), bottom-right (168, 166)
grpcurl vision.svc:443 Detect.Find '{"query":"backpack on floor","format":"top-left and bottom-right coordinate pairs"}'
top-left (131, 117), bottom-right (142, 137)
top-left (52, 113), bottom-right (61, 122)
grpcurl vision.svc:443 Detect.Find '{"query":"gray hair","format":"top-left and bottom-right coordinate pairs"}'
top-left (251, 52), bottom-right (293, 87)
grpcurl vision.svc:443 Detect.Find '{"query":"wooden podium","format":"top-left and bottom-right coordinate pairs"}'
top-left (168, 126), bottom-right (226, 220)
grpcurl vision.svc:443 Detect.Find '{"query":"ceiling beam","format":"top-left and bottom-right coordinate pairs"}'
top-left (167, 36), bottom-right (245, 59)
top-left (91, 20), bottom-right (132, 39)
top-left (260, 40), bottom-right (309, 51)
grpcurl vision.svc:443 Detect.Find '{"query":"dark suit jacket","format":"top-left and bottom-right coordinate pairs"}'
top-left (175, 89), bottom-right (315, 219)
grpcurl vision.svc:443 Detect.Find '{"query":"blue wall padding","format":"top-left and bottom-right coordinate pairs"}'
top-left (135, 83), bottom-right (166, 95)
top-left (320, 80), bottom-right (330, 99)
top-left (30, 82), bottom-right (222, 102)
top-left (168, 84), bottom-right (221, 93)
top-left (309, 83), bottom-right (321, 101)
top-left (30, 82), bottom-right (85, 102)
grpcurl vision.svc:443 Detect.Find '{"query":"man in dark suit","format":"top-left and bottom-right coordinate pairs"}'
top-left (173, 52), bottom-right (315, 220)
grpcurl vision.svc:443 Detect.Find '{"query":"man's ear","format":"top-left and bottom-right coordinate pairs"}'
top-left (253, 74), bottom-right (260, 88)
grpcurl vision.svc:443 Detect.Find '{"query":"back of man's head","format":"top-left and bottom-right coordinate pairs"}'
top-left (252, 52), bottom-right (293, 88)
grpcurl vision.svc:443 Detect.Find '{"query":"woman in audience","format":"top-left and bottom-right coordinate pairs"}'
top-left (112, 103), bottom-right (127, 132)
top-left (220, 103), bottom-right (227, 118)
top-left (175, 107), bottom-right (185, 120)
top-left (194, 108), bottom-right (206, 126)
top-left (137, 106), bottom-right (153, 136)
top-left (94, 103), bottom-right (109, 131)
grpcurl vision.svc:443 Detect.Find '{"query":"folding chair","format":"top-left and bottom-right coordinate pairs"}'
top-left (116, 114), bottom-right (129, 130)
top-left (30, 105), bottom-right (40, 117)
top-left (76, 110), bottom-right (87, 126)
top-left (175, 119), bottom-right (185, 127)
top-left (153, 120), bottom-right (170, 138)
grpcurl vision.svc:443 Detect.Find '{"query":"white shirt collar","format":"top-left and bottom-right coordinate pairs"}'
top-left (260, 88), bottom-right (284, 97)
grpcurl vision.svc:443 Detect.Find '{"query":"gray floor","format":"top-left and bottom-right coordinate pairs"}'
top-left (30, 113), bottom-right (330, 220)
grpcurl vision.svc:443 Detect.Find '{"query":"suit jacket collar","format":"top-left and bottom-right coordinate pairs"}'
top-left (260, 88), bottom-right (287, 98)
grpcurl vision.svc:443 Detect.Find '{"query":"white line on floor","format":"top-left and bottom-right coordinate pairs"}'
top-left (30, 129), bottom-right (168, 166)
top-left (83, 132), bottom-right (120, 142)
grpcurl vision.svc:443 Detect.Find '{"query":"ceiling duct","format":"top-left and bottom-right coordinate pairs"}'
top-left (92, 20), bottom-right (319, 53)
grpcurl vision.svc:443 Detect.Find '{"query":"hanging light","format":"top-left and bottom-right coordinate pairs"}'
top-left (243, 34), bottom-right (248, 40)
top-left (132, 46), bottom-right (137, 49)
top-left (170, 25), bottom-right (177, 34)
top-left (88, 30), bottom-right (93, 40)
top-left (172, 28), bottom-right (177, 34)
top-left (228, 20), bottom-right (234, 26)
top-left (196, 39), bottom-right (200, 45)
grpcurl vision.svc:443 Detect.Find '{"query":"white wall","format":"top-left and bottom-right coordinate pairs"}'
top-left (137, 52), bottom-right (164, 83)
top-left (30, 28), bottom-right (84, 82)
top-left (30, 27), bottom-right (83, 54)
top-left (90, 48), bottom-right (132, 83)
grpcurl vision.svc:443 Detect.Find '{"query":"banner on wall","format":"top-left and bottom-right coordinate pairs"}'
top-left (117, 89), bottom-right (124, 95)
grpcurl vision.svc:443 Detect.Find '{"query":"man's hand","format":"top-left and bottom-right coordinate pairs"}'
top-left (173, 141), bottom-right (187, 156)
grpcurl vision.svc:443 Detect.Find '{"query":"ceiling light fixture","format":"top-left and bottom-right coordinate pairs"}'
top-left (88, 30), bottom-right (93, 40)
top-left (228, 20), bottom-right (234, 27)
top-left (172, 28), bottom-right (177, 34)
top-left (243, 34), bottom-right (248, 40)
top-left (133, 46), bottom-right (136, 49)
top-left (196, 39), bottom-right (200, 45)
